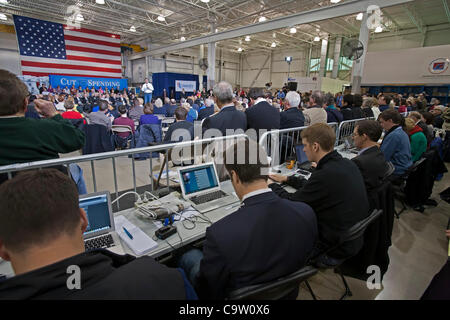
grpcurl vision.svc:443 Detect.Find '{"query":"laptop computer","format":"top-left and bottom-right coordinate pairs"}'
top-left (344, 136), bottom-right (359, 154)
top-left (80, 191), bottom-right (125, 255)
top-left (295, 144), bottom-right (313, 173)
top-left (178, 162), bottom-right (239, 213)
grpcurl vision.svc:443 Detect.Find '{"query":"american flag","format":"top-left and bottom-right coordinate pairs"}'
top-left (13, 15), bottom-right (122, 78)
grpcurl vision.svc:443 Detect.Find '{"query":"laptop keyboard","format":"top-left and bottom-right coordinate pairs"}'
top-left (191, 190), bottom-right (227, 205)
top-left (84, 234), bottom-right (114, 251)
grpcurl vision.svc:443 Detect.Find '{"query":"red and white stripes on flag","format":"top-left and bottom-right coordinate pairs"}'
top-left (14, 15), bottom-right (122, 78)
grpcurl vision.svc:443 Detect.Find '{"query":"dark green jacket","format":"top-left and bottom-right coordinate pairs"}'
top-left (0, 115), bottom-right (85, 166)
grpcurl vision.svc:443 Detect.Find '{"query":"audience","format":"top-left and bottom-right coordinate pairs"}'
top-left (179, 140), bottom-right (317, 299)
top-left (280, 91), bottom-right (305, 129)
top-left (269, 123), bottom-right (370, 267)
top-left (153, 98), bottom-right (166, 116)
top-left (113, 105), bottom-right (135, 138)
top-left (61, 99), bottom-right (85, 124)
top-left (129, 98), bottom-right (145, 122)
top-left (409, 111), bottom-right (433, 145)
top-left (341, 94), bottom-right (354, 121)
top-left (165, 98), bottom-right (178, 117)
top-left (164, 107), bottom-right (194, 143)
top-left (139, 103), bottom-right (160, 125)
top-left (404, 118), bottom-right (427, 162)
top-left (304, 91), bottom-right (327, 126)
top-left (324, 93), bottom-right (343, 123)
top-left (198, 98), bottom-right (215, 121)
top-left (0, 169), bottom-right (196, 299)
top-left (378, 95), bottom-right (391, 112)
top-left (378, 109), bottom-right (412, 177)
top-left (87, 100), bottom-right (112, 131)
top-left (245, 87), bottom-right (280, 134)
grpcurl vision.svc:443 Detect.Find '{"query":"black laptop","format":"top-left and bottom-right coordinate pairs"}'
top-left (295, 144), bottom-right (313, 174)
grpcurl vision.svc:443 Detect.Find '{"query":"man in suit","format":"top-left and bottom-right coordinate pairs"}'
top-left (245, 87), bottom-right (280, 137)
top-left (352, 120), bottom-right (389, 191)
top-left (269, 123), bottom-right (370, 267)
top-left (87, 100), bottom-right (112, 131)
top-left (0, 169), bottom-right (196, 300)
top-left (163, 107), bottom-right (194, 143)
top-left (202, 81), bottom-right (247, 137)
top-left (178, 140), bottom-right (317, 299)
top-left (280, 91), bottom-right (305, 129)
top-left (165, 99), bottom-right (178, 117)
top-left (197, 98), bottom-right (215, 121)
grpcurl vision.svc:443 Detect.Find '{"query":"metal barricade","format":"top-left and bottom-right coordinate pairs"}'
top-left (0, 134), bottom-right (248, 210)
top-left (335, 118), bottom-right (374, 146)
top-left (259, 123), bottom-right (338, 167)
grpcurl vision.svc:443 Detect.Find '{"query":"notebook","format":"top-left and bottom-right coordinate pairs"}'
top-left (114, 215), bottom-right (158, 256)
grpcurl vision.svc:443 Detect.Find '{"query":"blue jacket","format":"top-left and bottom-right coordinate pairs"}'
top-left (326, 108), bottom-right (343, 123)
top-left (186, 108), bottom-right (198, 123)
top-left (131, 124), bottom-right (162, 159)
top-left (380, 126), bottom-right (412, 175)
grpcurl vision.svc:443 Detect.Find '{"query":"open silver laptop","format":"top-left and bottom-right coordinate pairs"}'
top-left (178, 162), bottom-right (239, 213)
top-left (80, 191), bottom-right (125, 255)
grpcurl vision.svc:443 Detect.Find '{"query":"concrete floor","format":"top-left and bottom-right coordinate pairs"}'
top-left (64, 151), bottom-right (450, 300)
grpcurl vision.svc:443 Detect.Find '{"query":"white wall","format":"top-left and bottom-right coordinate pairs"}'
top-left (0, 32), bottom-right (21, 75)
top-left (362, 44), bottom-right (450, 85)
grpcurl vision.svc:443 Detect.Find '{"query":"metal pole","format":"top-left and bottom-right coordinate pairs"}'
top-left (112, 158), bottom-right (119, 211)
top-left (150, 157), bottom-right (154, 191)
top-left (91, 160), bottom-right (97, 192)
top-left (132, 157), bottom-right (137, 194)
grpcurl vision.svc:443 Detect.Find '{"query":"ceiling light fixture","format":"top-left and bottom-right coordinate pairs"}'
top-left (238, 47), bottom-right (243, 52)
top-left (245, 36), bottom-right (250, 42)
top-left (180, 36), bottom-right (186, 41)
top-left (75, 14), bottom-right (84, 22)
top-left (129, 25), bottom-right (136, 32)
top-left (157, 15), bottom-right (165, 22)
top-left (290, 27), bottom-right (297, 34)
top-left (271, 42), bottom-right (276, 48)
top-left (0, 13), bottom-right (6, 21)
top-left (200, 0), bottom-right (210, 3)
top-left (259, 16), bottom-right (266, 23)
top-left (375, 26), bottom-right (383, 33)
top-left (356, 13), bottom-right (363, 20)
top-left (272, 32), bottom-right (276, 38)
top-left (330, 0), bottom-right (341, 3)
top-left (95, 0), bottom-right (105, 4)
top-left (314, 36), bottom-right (320, 41)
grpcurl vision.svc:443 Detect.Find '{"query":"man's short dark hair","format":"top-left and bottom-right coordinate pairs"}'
top-left (144, 103), bottom-right (154, 114)
top-left (379, 109), bottom-right (403, 125)
top-left (174, 106), bottom-right (188, 120)
top-left (343, 94), bottom-right (354, 107)
top-left (118, 105), bottom-right (127, 115)
top-left (0, 169), bottom-right (80, 252)
top-left (380, 95), bottom-right (391, 105)
top-left (356, 120), bottom-right (383, 142)
top-left (0, 69), bottom-right (29, 116)
top-left (223, 139), bottom-right (269, 184)
top-left (353, 94), bottom-right (363, 108)
top-left (248, 88), bottom-right (265, 100)
top-left (99, 100), bottom-right (109, 111)
top-left (186, 98), bottom-right (194, 106)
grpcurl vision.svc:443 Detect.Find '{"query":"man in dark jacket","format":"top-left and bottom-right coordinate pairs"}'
top-left (352, 120), bottom-right (389, 191)
top-left (179, 140), bottom-right (317, 300)
top-left (280, 91), bottom-right (305, 129)
top-left (202, 81), bottom-right (247, 137)
top-left (197, 98), bottom-right (215, 121)
top-left (164, 107), bottom-right (194, 143)
top-left (269, 123), bottom-right (370, 266)
top-left (0, 170), bottom-right (196, 300)
top-left (245, 87), bottom-right (280, 136)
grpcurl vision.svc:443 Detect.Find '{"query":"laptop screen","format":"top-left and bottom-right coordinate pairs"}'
top-left (180, 164), bottom-right (219, 195)
top-left (80, 193), bottom-right (111, 237)
top-left (295, 145), bottom-right (309, 165)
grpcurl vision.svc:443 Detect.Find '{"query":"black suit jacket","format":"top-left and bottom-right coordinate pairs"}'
top-left (163, 120), bottom-right (194, 142)
top-left (198, 106), bottom-right (215, 121)
top-left (245, 101), bottom-right (280, 133)
top-left (280, 108), bottom-right (305, 129)
top-left (165, 104), bottom-right (178, 117)
top-left (197, 191), bottom-right (317, 299)
top-left (352, 146), bottom-right (388, 191)
top-left (202, 105), bottom-right (247, 136)
top-left (270, 151), bottom-right (370, 259)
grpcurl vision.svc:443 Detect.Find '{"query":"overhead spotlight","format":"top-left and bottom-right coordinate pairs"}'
top-left (200, 0), bottom-right (210, 2)
top-left (272, 32), bottom-right (277, 38)
top-left (0, 13), bottom-right (6, 21)
top-left (215, 28), bottom-right (218, 33)
top-left (157, 15), bottom-right (165, 22)
top-left (314, 36), bottom-right (320, 41)
top-left (375, 26), bottom-right (383, 33)
top-left (271, 42), bottom-right (276, 48)
top-left (95, 0), bottom-right (105, 4)
top-left (356, 13), bottom-right (363, 20)
top-left (129, 25), bottom-right (136, 32)
top-left (75, 14), bottom-right (84, 22)
top-left (180, 36), bottom-right (186, 41)
top-left (259, 16), bottom-right (267, 23)
top-left (238, 47), bottom-right (243, 52)
top-left (290, 27), bottom-right (297, 34)
top-left (330, 0), bottom-right (341, 3)
top-left (245, 36), bottom-right (250, 42)
top-left (285, 56), bottom-right (292, 63)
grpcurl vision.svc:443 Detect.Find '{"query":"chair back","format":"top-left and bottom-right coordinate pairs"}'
top-left (112, 125), bottom-right (132, 134)
top-left (383, 161), bottom-right (395, 181)
top-left (339, 209), bottom-right (383, 244)
top-left (227, 266), bottom-right (318, 300)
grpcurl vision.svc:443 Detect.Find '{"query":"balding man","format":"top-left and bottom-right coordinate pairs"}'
top-left (198, 98), bottom-right (215, 121)
top-left (280, 91), bottom-right (305, 129)
top-left (304, 90), bottom-right (327, 126)
top-left (202, 81), bottom-right (247, 136)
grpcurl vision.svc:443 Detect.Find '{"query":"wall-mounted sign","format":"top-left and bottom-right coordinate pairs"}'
top-left (428, 58), bottom-right (449, 75)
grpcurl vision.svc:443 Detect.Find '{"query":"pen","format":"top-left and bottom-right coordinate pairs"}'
top-left (123, 226), bottom-right (133, 240)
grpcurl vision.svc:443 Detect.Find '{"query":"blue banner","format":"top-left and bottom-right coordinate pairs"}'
top-left (49, 75), bottom-right (128, 90)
